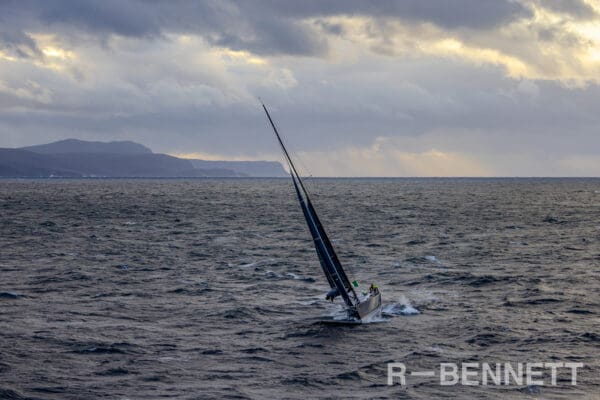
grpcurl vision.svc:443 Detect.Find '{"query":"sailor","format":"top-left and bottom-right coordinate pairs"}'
top-left (325, 288), bottom-right (338, 302)
top-left (369, 283), bottom-right (379, 295)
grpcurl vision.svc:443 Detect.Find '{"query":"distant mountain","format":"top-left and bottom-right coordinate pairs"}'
top-left (0, 148), bottom-right (220, 178)
top-left (0, 149), bottom-right (81, 177)
top-left (22, 138), bottom-right (153, 155)
top-left (0, 139), bottom-right (286, 178)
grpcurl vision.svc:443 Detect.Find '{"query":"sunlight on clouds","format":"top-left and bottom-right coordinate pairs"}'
top-left (33, 33), bottom-right (298, 109)
top-left (0, 2), bottom-right (598, 176)
top-left (427, 38), bottom-right (529, 77)
top-left (585, 46), bottom-right (600, 62)
top-left (220, 48), bottom-right (268, 65)
top-left (314, 16), bottom-right (533, 79)
top-left (314, 9), bottom-right (600, 85)
top-left (172, 144), bottom-right (491, 177)
top-left (170, 135), bottom-right (493, 177)
top-left (569, 19), bottom-right (600, 63)
top-left (522, 3), bottom-right (600, 84)
top-left (42, 46), bottom-right (73, 59)
top-left (28, 34), bottom-right (77, 72)
top-left (177, 35), bottom-right (194, 44)
top-left (165, 137), bottom-right (599, 178)
top-left (293, 137), bottom-right (492, 177)
top-left (0, 50), bottom-right (17, 62)
top-left (171, 151), bottom-right (280, 162)
top-left (247, 57), bottom-right (267, 65)
top-left (558, 154), bottom-right (600, 176)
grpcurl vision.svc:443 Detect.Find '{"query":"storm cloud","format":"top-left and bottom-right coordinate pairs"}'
top-left (0, 0), bottom-right (599, 176)
top-left (0, 0), bottom-right (532, 57)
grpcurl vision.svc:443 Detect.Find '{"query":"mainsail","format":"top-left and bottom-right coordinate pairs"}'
top-left (261, 103), bottom-right (359, 309)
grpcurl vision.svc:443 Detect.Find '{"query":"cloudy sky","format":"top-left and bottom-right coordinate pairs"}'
top-left (1, 0), bottom-right (600, 176)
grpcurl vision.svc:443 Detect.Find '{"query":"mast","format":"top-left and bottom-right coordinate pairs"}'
top-left (261, 102), bottom-right (359, 308)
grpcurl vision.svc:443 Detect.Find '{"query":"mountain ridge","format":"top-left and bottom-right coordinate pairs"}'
top-left (0, 139), bottom-right (287, 178)
top-left (22, 139), bottom-right (153, 155)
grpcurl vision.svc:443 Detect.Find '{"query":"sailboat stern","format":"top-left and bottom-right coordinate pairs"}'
top-left (356, 292), bottom-right (382, 319)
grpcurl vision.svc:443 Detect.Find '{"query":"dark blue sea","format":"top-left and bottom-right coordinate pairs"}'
top-left (1, 178), bottom-right (598, 399)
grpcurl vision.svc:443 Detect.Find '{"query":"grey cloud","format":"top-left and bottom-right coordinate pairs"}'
top-left (539, 0), bottom-right (598, 19)
top-left (253, 0), bottom-right (532, 29)
top-left (0, 29), bottom-right (41, 59)
top-left (0, 0), bottom-right (531, 58)
top-left (38, 0), bottom-right (161, 38)
top-left (0, 0), bottom-right (328, 57)
top-left (209, 17), bottom-right (328, 56)
top-left (3, 49), bottom-right (599, 160)
top-left (0, 0), bottom-right (598, 176)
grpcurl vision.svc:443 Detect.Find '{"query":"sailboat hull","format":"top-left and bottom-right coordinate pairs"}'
top-left (356, 292), bottom-right (382, 319)
top-left (318, 292), bottom-right (383, 325)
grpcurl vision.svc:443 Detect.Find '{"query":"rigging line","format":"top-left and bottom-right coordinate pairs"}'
top-left (286, 144), bottom-right (317, 193)
top-left (259, 101), bottom-right (317, 200)
top-left (261, 103), bottom-right (311, 202)
top-left (261, 101), bottom-right (359, 306)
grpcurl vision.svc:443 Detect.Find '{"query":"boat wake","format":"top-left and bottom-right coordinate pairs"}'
top-left (382, 295), bottom-right (421, 317)
top-left (318, 294), bottom-right (420, 325)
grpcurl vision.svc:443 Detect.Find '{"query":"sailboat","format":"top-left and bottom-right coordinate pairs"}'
top-left (261, 102), bottom-right (382, 322)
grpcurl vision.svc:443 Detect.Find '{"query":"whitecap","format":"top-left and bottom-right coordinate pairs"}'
top-left (382, 295), bottom-right (421, 316)
top-left (285, 272), bottom-right (314, 282)
top-left (237, 259), bottom-right (275, 269)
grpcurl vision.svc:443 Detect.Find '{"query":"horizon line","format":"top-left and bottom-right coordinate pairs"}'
top-left (1, 176), bottom-right (599, 180)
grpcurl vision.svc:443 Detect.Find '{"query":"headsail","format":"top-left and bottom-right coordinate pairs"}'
top-left (261, 103), bottom-right (359, 308)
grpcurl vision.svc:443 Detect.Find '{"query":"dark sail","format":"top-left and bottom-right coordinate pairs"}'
top-left (304, 198), bottom-right (355, 292)
top-left (290, 173), bottom-right (355, 307)
top-left (262, 103), bottom-right (358, 308)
